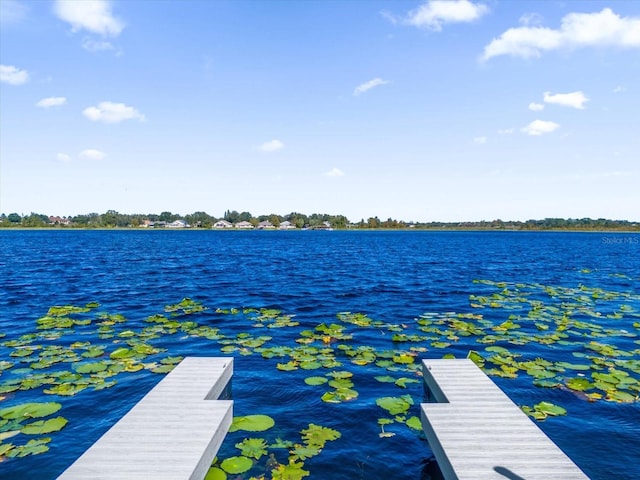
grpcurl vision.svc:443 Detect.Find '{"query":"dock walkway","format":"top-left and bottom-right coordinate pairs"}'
top-left (420, 358), bottom-right (589, 480)
top-left (59, 357), bottom-right (233, 480)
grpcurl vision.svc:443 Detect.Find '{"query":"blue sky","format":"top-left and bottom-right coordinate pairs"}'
top-left (1, 0), bottom-right (638, 222)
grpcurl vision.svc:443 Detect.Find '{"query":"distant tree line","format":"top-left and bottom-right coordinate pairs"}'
top-left (0, 211), bottom-right (637, 231)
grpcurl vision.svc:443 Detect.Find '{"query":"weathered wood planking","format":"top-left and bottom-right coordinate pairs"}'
top-left (59, 357), bottom-right (233, 480)
top-left (421, 358), bottom-right (589, 480)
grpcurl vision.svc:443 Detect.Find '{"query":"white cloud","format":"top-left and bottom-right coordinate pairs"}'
top-left (0, 0), bottom-right (29, 25)
top-left (79, 149), bottom-right (106, 161)
top-left (613, 85), bottom-right (626, 93)
top-left (519, 13), bottom-right (543, 27)
top-left (324, 167), bottom-right (345, 177)
top-left (53, 0), bottom-right (124, 36)
top-left (521, 120), bottom-right (560, 136)
top-left (403, 0), bottom-right (489, 31)
top-left (473, 136), bottom-right (487, 144)
top-left (81, 37), bottom-right (115, 52)
top-left (0, 64), bottom-right (29, 85)
top-left (258, 139), bottom-right (284, 152)
top-left (36, 97), bottom-right (67, 108)
top-left (543, 91), bottom-right (589, 109)
top-left (56, 153), bottom-right (72, 163)
top-left (353, 78), bottom-right (389, 96)
top-left (528, 102), bottom-right (544, 111)
top-left (482, 8), bottom-right (640, 61)
top-left (497, 128), bottom-right (515, 135)
top-left (83, 101), bottom-right (146, 123)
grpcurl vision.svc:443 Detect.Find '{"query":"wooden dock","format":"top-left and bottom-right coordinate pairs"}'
top-left (420, 358), bottom-right (589, 480)
top-left (59, 357), bottom-right (233, 480)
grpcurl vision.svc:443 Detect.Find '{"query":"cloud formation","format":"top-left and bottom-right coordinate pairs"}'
top-left (353, 78), bottom-right (389, 96)
top-left (258, 139), bottom-right (284, 152)
top-left (402, 0), bottom-right (489, 31)
top-left (53, 0), bottom-right (124, 36)
top-left (0, 64), bottom-right (29, 85)
top-left (521, 120), bottom-right (559, 136)
top-left (81, 38), bottom-right (116, 52)
top-left (324, 167), bottom-right (345, 177)
top-left (543, 91), bottom-right (589, 109)
top-left (528, 102), bottom-right (544, 111)
top-left (36, 97), bottom-right (67, 108)
top-left (83, 102), bottom-right (146, 123)
top-left (473, 136), bottom-right (487, 144)
top-left (79, 149), bottom-right (107, 161)
top-left (481, 8), bottom-right (640, 61)
top-left (56, 153), bottom-right (72, 163)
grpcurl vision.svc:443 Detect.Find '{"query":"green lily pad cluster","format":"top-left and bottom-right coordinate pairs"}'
top-left (209, 414), bottom-right (340, 480)
top-left (417, 279), bottom-right (640, 406)
top-left (522, 401), bottom-right (567, 421)
top-left (0, 402), bottom-right (66, 460)
top-left (375, 395), bottom-right (422, 437)
top-left (1, 273), bottom-right (638, 471)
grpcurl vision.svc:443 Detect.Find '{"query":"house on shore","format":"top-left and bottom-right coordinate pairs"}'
top-left (257, 220), bottom-right (276, 229)
top-left (213, 220), bottom-right (233, 229)
top-left (167, 219), bottom-right (189, 228)
top-left (49, 216), bottom-right (71, 226)
top-left (235, 221), bottom-right (254, 229)
top-left (142, 220), bottom-right (167, 228)
top-left (279, 221), bottom-right (296, 230)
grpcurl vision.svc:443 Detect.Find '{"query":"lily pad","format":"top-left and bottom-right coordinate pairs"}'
top-left (301, 423), bottom-right (341, 447)
top-left (235, 437), bottom-right (268, 460)
top-left (0, 402), bottom-right (61, 420)
top-left (405, 416), bottom-right (422, 430)
top-left (229, 414), bottom-right (275, 432)
top-left (220, 456), bottom-right (252, 474)
top-left (74, 362), bottom-right (108, 374)
top-left (21, 416), bottom-right (68, 434)
top-left (204, 467), bottom-right (227, 480)
top-left (271, 460), bottom-right (310, 480)
top-left (304, 376), bottom-right (328, 386)
top-left (376, 395), bottom-right (413, 415)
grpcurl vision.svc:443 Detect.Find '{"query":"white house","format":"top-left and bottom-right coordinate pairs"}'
top-left (213, 220), bottom-right (233, 229)
top-left (279, 221), bottom-right (296, 230)
top-left (167, 219), bottom-right (189, 228)
top-left (235, 221), bottom-right (254, 229)
top-left (257, 220), bottom-right (275, 229)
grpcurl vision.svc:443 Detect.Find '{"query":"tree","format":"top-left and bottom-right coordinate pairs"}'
top-left (186, 211), bottom-right (214, 228)
top-left (8, 213), bottom-right (21, 223)
top-left (21, 213), bottom-right (48, 227)
top-left (367, 216), bottom-right (380, 229)
top-left (268, 214), bottom-right (281, 227)
top-left (224, 210), bottom-right (240, 223)
top-left (159, 211), bottom-right (177, 222)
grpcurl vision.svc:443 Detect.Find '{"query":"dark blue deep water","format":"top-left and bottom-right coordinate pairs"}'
top-left (1, 230), bottom-right (639, 479)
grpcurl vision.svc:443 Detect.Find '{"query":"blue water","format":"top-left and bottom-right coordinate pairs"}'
top-left (0, 230), bottom-right (639, 479)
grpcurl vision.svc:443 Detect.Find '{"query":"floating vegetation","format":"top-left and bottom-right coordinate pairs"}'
top-left (210, 418), bottom-right (339, 479)
top-left (229, 414), bottom-right (276, 433)
top-left (1, 274), bottom-right (638, 472)
top-left (522, 401), bottom-right (567, 421)
top-left (0, 402), bottom-right (66, 460)
top-left (417, 279), bottom-right (640, 410)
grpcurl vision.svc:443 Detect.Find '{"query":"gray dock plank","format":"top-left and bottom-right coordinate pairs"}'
top-left (421, 358), bottom-right (589, 480)
top-left (59, 357), bottom-right (233, 480)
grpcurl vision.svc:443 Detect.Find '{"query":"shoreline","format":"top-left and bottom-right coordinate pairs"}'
top-left (1, 227), bottom-right (639, 233)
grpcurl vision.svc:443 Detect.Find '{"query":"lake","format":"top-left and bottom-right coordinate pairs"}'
top-left (1, 230), bottom-right (639, 479)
